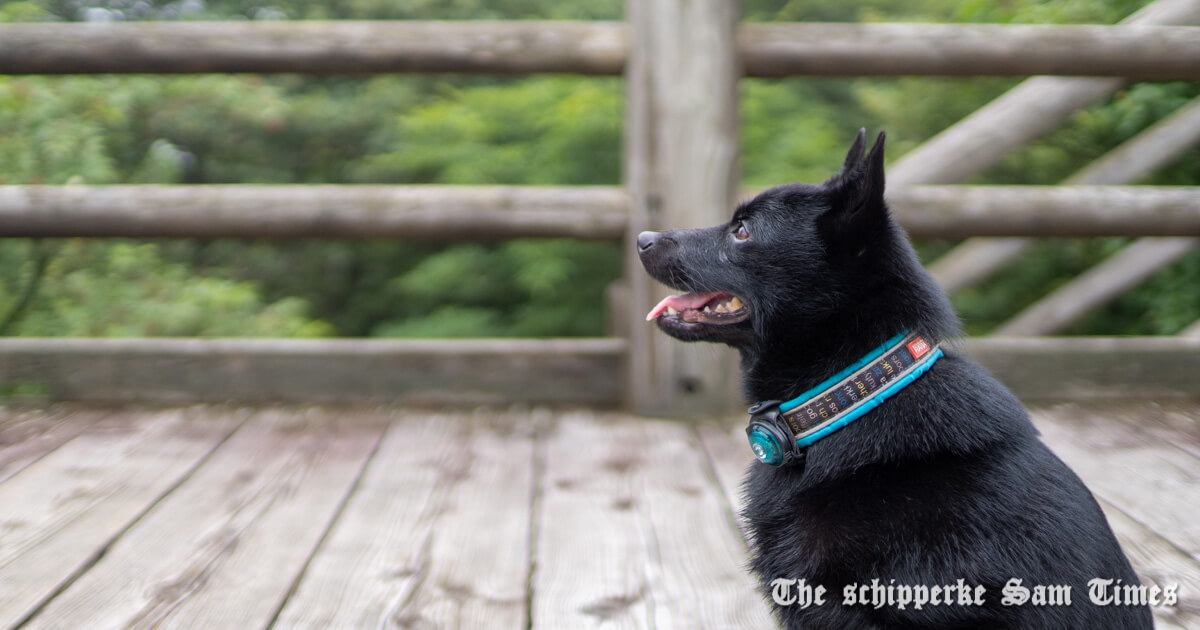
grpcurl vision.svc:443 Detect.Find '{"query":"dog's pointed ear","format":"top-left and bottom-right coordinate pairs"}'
top-left (840, 128), bottom-right (867, 174)
top-left (820, 131), bottom-right (889, 251)
top-left (856, 130), bottom-right (886, 210)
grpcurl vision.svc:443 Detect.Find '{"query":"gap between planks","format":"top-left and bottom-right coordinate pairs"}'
top-left (273, 409), bottom-right (542, 629)
top-left (0, 407), bottom-right (249, 629)
top-left (531, 412), bottom-right (776, 630)
top-left (17, 408), bottom-right (387, 630)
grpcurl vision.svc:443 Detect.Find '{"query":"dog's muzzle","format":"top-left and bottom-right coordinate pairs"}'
top-left (745, 400), bottom-right (805, 467)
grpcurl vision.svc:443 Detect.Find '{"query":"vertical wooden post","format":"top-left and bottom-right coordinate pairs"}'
top-left (624, 0), bottom-right (742, 417)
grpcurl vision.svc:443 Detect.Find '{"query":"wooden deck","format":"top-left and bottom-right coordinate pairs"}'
top-left (0, 403), bottom-right (1196, 629)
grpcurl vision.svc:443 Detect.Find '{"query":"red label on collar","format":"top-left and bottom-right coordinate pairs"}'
top-left (906, 337), bottom-right (931, 359)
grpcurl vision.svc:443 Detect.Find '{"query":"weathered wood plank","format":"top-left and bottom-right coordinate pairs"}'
top-left (1032, 404), bottom-right (1200, 625)
top-left (273, 414), bottom-right (461, 629)
top-left (275, 411), bottom-right (537, 629)
top-left (531, 413), bottom-right (651, 629)
top-left (0, 408), bottom-right (245, 628)
top-left (621, 0), bottom-right (655, 416)
top-left (0, 185), bottom-right (629, 241)
top-left (958, 337), bottom-right (1200, 401)
top-left (695, 422), bottom-right (753, 533)
top-left (6, 184), bottom-right (1199, 240)
top-left (0, 407), bottom-right (104, 483)
top-left (1031, 404), bottom-right (1200, 560)
top-left (0, 21), bottom-right (627, 75)
top-left (1098, 499), bottom-right (1200, 628)
top-left (2, 337), bottom-right (1198, 404)
top-left (890, 186), bottom-right (1200, 238)
top-left (632, 419), bottom-right (777, 629)
top-left (739, 23), bottom-right (1200, 79)
top-left (532, 412), bottom-right (776, 629)
top-left (624, 0), bottom-right (742, 417)
top-left (0, 338), bottom-right (626, 406)
top-left (8, 21), bottom-right (1200, 79)
top-left (21, 409), bottom-right (384, 630)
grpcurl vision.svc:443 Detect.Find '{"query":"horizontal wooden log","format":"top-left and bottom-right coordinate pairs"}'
top-left (739, 23), bottom-right (1200, 79)
top-left (0, 338), bottom-right (626, 405)
top-left (5, 22), bottom-right (1200, 78)
top-left (888, 186), bottom-right (1200, 238)
top-left (0, 185), bottom-right (629, 240)
top-left (0, 21), bottom-right (628, 75)
top-left (958, 336), bottom-right (1200, 401)
top-left (0, 337), bottom-right (1195, 404)
top-left (3, 184), bottom-right (1199, 240)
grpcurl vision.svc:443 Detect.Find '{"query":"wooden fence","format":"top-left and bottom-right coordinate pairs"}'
top-left (2, 0), bottom-right (1199, 414)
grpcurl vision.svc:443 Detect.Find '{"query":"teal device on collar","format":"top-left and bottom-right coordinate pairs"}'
top-left (745, 331), bottom-right (943, 467)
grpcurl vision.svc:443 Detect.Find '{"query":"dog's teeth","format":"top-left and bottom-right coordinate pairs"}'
top-left (702, 306), bottom-right (712, 313)
top-left (715, 303), bottom-right (729, 313)
top-left (729, 297), bottom-right (743, 310)
top-left (666, 307), bottom-right (678, 315)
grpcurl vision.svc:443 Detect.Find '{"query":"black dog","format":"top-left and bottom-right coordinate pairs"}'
top-left (638, 131), bottom-right (1151, 629)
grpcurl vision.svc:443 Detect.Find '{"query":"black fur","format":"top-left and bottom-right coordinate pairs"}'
top-left (638, 130), bottom-right (1151, 629)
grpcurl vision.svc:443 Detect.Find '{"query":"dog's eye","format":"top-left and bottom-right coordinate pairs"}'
top-left (734, 223), bottom-right (750, 241)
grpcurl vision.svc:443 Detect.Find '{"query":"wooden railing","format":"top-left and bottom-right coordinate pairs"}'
top-left (2, 0), bottom-right (1199, 413)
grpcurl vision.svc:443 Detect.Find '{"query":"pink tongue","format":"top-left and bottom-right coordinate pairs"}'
top-left (646, 291), bottom-right (725, 321)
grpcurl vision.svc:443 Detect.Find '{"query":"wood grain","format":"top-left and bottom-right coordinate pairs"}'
top-left (1031, 405), bottom-right (1200, 559)
top-left (1097, 499), bottom-right (1200, 628)
top-left (0, 408), bottom-right (245, 628)
top-left (275, 411), bottom-right (538, 629)
top-left (532, 412), bottom-right (776, 629)
top-left (5, 184), bottom-right (1198, 241)
top-left (21, 409), bottom-right (384, 630)
top-left (0, 185), bottom-right (629, 241)
top-left (695, 423), bottom-right (753, 535)
top-left (0, 337), bottom-right (626, 406)
top-left (0, 21), bottom-right (627, 75)
top-left (624, 0), bottom-right (742, 417)
top-left (890, 186), bottom-right (1200, 239)
top-left (8, 21), bottom-right (1200, 79)
top-left (0, 407), bottom-right (104, 483)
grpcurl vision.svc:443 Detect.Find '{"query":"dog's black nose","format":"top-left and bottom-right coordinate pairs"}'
top-left (637, 231), bottom-right (659, 252)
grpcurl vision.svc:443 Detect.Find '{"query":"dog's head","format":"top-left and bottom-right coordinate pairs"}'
top-left (639, 129), bottom-right (901, 349)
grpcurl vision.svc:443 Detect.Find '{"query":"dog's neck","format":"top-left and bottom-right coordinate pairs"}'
top-left (741, 321), bottom-right (906, 405)
top-left (740, 266), bottom-right (957, 406)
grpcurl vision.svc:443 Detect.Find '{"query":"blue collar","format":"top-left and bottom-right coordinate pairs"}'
top-left (745, 330), bottom-right (943, 467)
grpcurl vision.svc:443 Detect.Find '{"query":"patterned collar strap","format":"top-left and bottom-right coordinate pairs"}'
top-left (745, 331), bottom-right (943, 467)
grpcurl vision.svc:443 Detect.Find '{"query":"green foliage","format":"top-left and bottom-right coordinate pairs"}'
top-left (375, 240), bottom-right (620, 338)
top-left (1, 0), bottom-right (1198, 340)
top-left (353, 77), bottom-right (622, 185)
top-left (2, 240), bottom-right (332, 337)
